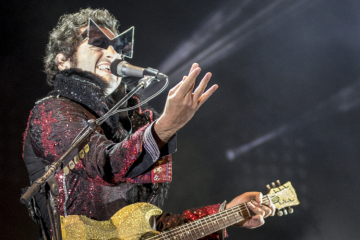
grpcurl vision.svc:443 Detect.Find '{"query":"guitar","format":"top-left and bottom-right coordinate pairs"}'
top-left (61, 181), bottom-right (299, 240)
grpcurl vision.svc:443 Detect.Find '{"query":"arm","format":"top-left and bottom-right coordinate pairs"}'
top-left (155, 204), bottom-right (222, 240)
top-left (28, 97), bottom-right (168, 183)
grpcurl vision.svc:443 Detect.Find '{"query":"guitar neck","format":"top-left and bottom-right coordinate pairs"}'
top-left (159, 195), bottom-right (273, 240)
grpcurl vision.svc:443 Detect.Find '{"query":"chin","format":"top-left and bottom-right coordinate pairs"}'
top-left (96, 73), bottom-right (113, 84)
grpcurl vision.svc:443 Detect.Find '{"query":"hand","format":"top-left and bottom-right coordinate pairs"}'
top-left (154, 63), bottom-right (218, 144)
top-left (226, 192), bottom-right (276, 229)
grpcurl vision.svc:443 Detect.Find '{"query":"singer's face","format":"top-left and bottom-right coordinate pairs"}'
top-left (74, 26), bottom-right (119, 85)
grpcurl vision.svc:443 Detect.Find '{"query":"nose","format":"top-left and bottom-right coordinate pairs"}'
top-left (104, 45), bottom-right (117, 60)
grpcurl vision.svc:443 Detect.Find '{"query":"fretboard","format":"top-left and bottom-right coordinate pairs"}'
top-left (157, 195), bottom-right (272, 240)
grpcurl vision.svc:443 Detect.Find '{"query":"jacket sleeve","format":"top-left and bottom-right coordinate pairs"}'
top-left (155, 204), bottom-right (226, 239)
top-left (28, 97), bottom-right (167, 183)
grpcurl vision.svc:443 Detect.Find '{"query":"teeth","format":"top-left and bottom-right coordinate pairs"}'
top-left (98, 65), bottom-right (110, 71)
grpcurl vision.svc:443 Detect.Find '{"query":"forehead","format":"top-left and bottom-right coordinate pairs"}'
top-left (79, 25), bottom-right (116, 39)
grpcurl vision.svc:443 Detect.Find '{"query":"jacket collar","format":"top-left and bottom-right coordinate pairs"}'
top-left (49, 68), bottom-right (119, 134)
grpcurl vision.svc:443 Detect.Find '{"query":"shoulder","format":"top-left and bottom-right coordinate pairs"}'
top-left (30, 96), bottom-right (89, 126)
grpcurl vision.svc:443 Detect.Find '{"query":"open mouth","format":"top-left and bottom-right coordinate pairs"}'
top-left (97, 64), bottom-right (111, 73)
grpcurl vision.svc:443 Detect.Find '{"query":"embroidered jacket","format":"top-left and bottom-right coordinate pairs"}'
top-left (23, 69), bottom-right (222, 239)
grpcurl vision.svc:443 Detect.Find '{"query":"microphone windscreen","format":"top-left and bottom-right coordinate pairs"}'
top-left (110, 59), bottom-right (123, 77)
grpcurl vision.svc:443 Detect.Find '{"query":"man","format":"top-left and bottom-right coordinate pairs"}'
top-left (23, 8), bottom-right (275, 239)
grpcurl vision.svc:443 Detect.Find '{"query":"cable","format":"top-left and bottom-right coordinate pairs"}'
top-left (96, 76), bottom-right (168, 124)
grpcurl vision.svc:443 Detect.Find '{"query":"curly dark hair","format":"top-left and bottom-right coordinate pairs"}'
top-left (44, 8), bottom-right (120, 86)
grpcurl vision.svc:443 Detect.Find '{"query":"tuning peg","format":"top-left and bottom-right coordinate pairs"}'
top-left (271, 182), bottom-right (276, 188)
top-left (288, 207), bottom-right (294, 214)
top-left (283, 209), bottom-right (288, 215)
top-left (266, 184), bottom-right (271, 191)
top-left (277, 210), bottom-right (283, 217)
top-left (276, 180), bottom-right (281, 186)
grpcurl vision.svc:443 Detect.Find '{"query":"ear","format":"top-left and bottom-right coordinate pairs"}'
top-left (55, 53), bottom-right (71, 71)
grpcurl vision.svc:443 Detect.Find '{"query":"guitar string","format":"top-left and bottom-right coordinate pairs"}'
top-left (164, 195), bottom-right (276, 240)
top-left (170, 198), bottom-right (273, 240)
top-left (153, 196), bottom-right (275, 240)
top-left (146, 195), bottom-right (276, 240)
top-left (156, 206), bottom-right (244, 240)
top-left (152, 196), bottom-right (274, 240)
top-left (159, 212), bottom-right (239, 240)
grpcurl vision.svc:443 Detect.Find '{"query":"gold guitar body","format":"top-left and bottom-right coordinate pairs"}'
top-left (61, 202), bottom-right (162, 240)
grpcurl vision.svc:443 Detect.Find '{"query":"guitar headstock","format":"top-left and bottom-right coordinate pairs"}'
top-left (266, 180), bottom-right (300, 216)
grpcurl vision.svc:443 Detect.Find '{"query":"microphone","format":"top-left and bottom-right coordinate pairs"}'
top-left (110, 59), bottom-right (167, 80)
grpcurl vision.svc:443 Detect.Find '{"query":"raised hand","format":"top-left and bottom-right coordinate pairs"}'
top-left (154, 63), bottom-right (218, 144)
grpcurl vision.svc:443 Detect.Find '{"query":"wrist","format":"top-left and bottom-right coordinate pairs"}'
top-left (154, 116), bottom-right (177, 143)
top-left (151, 122), bottom-right (167, 149)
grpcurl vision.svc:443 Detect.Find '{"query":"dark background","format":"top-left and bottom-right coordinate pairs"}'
top-left (1, 0), bottom-right (360, 239)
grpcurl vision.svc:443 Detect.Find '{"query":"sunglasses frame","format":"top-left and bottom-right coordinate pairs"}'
top-left (79, 18), bottom-right (135, 59)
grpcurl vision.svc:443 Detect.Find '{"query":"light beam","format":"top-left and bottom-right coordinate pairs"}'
top-left (145, 0), bottom-right (312, 97)
top-left (226, 79), bottom-right (360, 160)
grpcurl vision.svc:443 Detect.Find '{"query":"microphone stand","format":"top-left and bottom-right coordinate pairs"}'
top-left (20, 75), bottom-right (163, 240)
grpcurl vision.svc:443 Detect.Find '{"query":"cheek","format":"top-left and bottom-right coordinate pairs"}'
top-left (75, 48), bottom-right (101, 72)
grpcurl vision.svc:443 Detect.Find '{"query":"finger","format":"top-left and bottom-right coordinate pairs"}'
top-left (169, 76), bottom-right (186, 95)
top-left (247, 202), bottom-right (265, 217)
top-left (197, 84), bottom-right (218, 108)
top-left (256, 192), bottom-right (263, 205)
top-left (177, 67), bottom-right (201, 96)
top-left (248, 215), bottom-right (265, 229)
top-left (185, 82), bottom-right (196, 98)
top-left (193, 72), bottom-right (212, 102)
top-left (189, 63), bottom-right (199, 75)
top-left (262, 199), bottom-right (276, 217)
top-left (252, 201), bottom-right (272, 218)
top-left (269, 203), bottom-right (276, 216)
top-left (261, 205), bottom-right (272, 218)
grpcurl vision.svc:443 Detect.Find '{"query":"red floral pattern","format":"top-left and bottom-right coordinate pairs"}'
top-left (156, 204), bottom-right (222, 239)
top-left (33, 104), bottom-right (59, 158)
